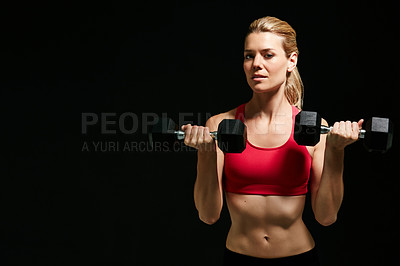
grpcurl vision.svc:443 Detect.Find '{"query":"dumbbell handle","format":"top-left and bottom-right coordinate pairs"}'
top-left (321, 125), bottom-right (366, 139)
top-left (175, 130), bottom-right (218, 140)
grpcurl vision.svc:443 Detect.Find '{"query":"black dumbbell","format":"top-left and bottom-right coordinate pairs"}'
top-left (294, 111), bottom-right (394, 153)
top-left (148, 117), bottom-right (247, 153)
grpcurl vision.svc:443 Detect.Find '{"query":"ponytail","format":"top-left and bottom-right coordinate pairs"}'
top-left (285, 67), bottom-right (304, 110)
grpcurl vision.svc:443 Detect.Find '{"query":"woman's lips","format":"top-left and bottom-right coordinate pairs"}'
top-left (252, 74), bottom-right (267, 81)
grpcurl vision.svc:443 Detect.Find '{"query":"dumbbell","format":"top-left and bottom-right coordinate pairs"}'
top-left (294, 111), bottom-right (394, 153)
top-left (148, 117), bottom-right (247, 153)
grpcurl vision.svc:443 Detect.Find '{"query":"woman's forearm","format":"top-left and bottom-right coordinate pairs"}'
top-left (194, 150), bottom-right (223, 225)
top-left (314, 146), bottom-right (345, 226)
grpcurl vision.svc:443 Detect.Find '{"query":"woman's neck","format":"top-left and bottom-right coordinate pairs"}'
top-left (246, 86), bottom-right (291, 122)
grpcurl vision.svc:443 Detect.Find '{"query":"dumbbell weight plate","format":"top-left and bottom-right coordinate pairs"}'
top-left (364, 117), bottom-right (394, 153)
top-left (294, 111), bottom-right (322, 146)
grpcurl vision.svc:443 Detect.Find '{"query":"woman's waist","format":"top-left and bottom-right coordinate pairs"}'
top-left (226, 220), bottom-right (315, 258)
top-left (228, 217), bottom-right (308, 239)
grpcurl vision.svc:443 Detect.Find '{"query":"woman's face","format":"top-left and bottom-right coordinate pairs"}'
top-left (243, 32), bottom-right (297, 94)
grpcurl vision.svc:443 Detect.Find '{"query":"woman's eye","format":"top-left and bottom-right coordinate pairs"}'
top-left (265, 54), bottom-right (274, 58)
top-left (244, 55), bottom-right (253, 59)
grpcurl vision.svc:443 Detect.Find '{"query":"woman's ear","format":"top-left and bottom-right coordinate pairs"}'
top-left (287, 52), bottom-right (298, 72)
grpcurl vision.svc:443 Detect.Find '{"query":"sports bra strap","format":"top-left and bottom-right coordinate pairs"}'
top-left (235, 103), bottom-right (246, 122)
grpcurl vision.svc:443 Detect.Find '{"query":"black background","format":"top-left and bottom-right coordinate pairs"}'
top-left (2, 0), bottom-right (399, 265)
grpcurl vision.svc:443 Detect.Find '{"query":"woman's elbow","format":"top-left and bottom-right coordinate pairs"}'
top-left (199, 214), bottom-right (220, 225)
top-left (316, 215), bottom-right (337, 226)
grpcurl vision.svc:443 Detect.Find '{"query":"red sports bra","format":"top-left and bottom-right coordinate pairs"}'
top-left (223, 103), bottom-right (312, 196)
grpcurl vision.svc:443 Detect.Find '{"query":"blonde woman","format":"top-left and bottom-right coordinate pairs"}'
top-left (182, 16), bottom-right (363, 266)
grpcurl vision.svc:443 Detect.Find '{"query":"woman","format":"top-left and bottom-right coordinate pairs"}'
top-left (182, 16), bottom-right (363, 265)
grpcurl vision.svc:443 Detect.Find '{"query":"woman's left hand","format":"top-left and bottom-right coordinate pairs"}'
top-left (326, 119), bottom-right (364, 150)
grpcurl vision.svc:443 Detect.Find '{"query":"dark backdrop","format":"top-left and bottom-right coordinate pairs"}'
top-left (3, 1), bottom-right (399, 265)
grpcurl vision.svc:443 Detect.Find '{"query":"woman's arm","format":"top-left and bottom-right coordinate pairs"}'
top-left (182, 115), bottom-right (225, 225)
top-left (310, 119), bottom-right (363, 226)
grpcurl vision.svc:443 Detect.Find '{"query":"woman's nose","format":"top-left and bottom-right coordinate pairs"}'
top-left (252, 54), bottom-right (263, 69)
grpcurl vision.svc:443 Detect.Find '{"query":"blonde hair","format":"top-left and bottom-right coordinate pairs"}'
top-left (246, 16), bottom-right (304, 109)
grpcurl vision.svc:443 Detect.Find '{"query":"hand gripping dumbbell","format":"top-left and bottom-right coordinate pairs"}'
top-left (148, 117), bottom-right (247, 153)
top-left (294, 111), bottom-right (394, 153)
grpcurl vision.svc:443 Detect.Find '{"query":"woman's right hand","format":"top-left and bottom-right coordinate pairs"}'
top-left (181, 124), bottom-right (216, 152)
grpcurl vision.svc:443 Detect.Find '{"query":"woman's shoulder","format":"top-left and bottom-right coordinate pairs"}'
top-left (205, 107), bottom-right (238, 131)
